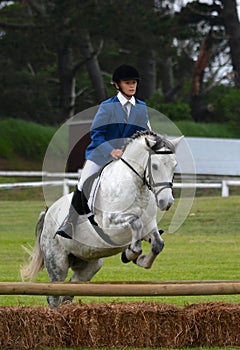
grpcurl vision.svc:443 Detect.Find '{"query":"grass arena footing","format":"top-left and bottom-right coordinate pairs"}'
top-left (1, 301), bottom-right (240, 349)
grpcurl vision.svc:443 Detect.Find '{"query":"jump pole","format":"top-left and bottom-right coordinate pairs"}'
top-left (1, 281), bottom-right (240, 296)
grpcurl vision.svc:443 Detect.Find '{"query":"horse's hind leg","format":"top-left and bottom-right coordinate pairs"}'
top-left (60, 257), bottom-right (103, 304)
top-left (47, 257), bottom-right (103, 307)
top-left (69, 257), bottom-right (103, 283)
top-left (44, 251), bottom-right (69, 308)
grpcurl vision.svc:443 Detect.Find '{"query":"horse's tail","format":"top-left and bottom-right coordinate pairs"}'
top-left (20, 207), bottom-right (47, 281)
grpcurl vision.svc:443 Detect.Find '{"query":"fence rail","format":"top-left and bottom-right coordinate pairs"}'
top-left (0, 171), bottom-right (239, 197)
top-left (0, 281), bottom-right (240, 296)
top-left (0, 171), bottom-right (80, 178)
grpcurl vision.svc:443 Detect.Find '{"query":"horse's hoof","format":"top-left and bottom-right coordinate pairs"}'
top-left (121, 251), bottom-right (131, 264)
top-left (135, 254), bottom-right (151, 269)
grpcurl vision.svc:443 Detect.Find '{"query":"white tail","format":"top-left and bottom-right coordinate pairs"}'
top-left (20, 209), bottom-right (47, 281)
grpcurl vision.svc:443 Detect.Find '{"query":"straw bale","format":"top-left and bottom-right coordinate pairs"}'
top-left (1, 301), bottom-right (240, 349)
top-left (0, 305), bottom-right (71, 349)
top-left (185, 302), bottom-right (240, 347)
top-left (60, 302), bottom-right (187, 348)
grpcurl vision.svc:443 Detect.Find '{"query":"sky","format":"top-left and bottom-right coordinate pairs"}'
top-left (177, 0), bottom-right (240, 20)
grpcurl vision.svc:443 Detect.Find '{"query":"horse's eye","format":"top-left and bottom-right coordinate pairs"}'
top-left (152, 164), bottom-right (158, 170)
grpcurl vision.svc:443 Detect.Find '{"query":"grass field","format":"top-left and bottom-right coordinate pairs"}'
top-left (0, 194), bottom-right (240, 350)
top-left (0, 195), bottom-right (239, 308)
top-left (1, 122), bottom-right (239, 349)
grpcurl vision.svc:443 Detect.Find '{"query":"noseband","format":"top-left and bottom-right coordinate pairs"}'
top-left (120, 149), bottom-right (174, 193)
top-left (146, 150), bottom-right (173, 194)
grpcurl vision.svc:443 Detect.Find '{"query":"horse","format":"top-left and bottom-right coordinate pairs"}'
top-left (21, 131), bottom-right (183, 308)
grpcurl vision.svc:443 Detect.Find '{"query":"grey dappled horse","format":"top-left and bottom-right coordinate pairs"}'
top-left (21, 131), bottom-right (182, 308)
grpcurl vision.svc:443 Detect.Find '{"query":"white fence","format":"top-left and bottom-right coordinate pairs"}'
top-left (0, 171), bottom-right (80, 196)
top-left (0, 171), bottom-right (240, 197)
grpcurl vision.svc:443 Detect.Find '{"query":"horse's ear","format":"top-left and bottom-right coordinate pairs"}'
top-left (145, 136), bottom-right (157, 149)
top-left (171, 135), bottom-right (184, 149)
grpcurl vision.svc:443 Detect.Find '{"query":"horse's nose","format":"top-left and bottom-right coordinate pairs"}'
top-left (159, 197), bottom-right (174, 211)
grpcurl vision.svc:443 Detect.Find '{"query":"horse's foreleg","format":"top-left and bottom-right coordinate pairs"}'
top-left (110, 213), bottom-right (143, 262)
top-left (135, 228), bottom-right (164, 269)
top-left (129, 216), bottom-right (143, 253)
top-left (121, 215), bottom-right (143, 262)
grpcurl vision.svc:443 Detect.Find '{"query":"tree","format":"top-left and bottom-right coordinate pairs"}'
top-left (190, 30), bottom-right (216, 121)
top-left (177, 0), bottom-right (240, 122)
top-left (0, 0), bottom-right (107, 122)
top-left (1, 0), bottom-right (240, 125)
top-left (221, 0), bottom-right (240, 87)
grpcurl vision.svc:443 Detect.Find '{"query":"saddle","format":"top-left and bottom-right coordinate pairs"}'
top-left (80, 165), bottom-right (122, 246)
top-left (81, 161), bottom-right (112, 214)
top-left (81, 171), bottom-right (100, 214)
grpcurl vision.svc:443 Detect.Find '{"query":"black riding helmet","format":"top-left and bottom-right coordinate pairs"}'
top-left (112, 64), bottom-right (140, 84)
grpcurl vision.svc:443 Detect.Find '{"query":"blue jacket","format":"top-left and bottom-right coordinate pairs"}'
top-left (85, 96), bottom-right (150, 165)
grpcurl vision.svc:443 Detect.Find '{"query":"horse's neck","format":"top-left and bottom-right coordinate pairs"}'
top-left (122, 141), bottom-right (149, 173)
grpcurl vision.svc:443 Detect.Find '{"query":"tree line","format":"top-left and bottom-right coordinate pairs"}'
top-left (0, 0), bottom-right (240, 125)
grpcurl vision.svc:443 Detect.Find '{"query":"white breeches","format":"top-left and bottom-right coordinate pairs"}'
top-left (77, 160), bottom-right (101, 191)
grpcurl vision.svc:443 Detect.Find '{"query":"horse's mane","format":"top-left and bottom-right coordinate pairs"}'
top-left (123, 130), bottom-right (175, 152)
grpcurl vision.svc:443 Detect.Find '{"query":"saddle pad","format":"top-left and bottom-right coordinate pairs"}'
top-left (82, 170), bottom-right (101, 200)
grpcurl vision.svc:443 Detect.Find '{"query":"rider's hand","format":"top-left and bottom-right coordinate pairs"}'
top-left (110, 149), bottom-right (123, 160)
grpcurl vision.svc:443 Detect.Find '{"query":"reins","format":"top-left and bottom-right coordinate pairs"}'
top-left (120, 149), bottom-right (174, 192)
top-left (120, 157), bottom-right (152, 190)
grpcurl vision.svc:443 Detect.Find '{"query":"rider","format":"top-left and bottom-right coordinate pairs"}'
top-left (56, 64), bottom-right (151, 239)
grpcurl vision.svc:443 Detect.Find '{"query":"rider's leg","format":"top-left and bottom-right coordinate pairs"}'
top-left (78, 160), bottom-right (101, 191)
top-left (55, 186), bottom-right (84, 239)
top-left (56, 160), bottom-right (101, 239)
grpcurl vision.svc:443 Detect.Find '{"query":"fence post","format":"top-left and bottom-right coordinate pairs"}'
top-left (63, 179), bottom-right (70, 196)
top-left (222, 180), bottom-right (229, 197)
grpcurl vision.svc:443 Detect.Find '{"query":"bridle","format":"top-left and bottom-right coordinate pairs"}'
top-left (120, 149), bottom-right (174, 193)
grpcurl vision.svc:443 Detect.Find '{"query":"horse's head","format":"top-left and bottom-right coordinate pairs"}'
top-left (145, 133), bottom-right (183, 211)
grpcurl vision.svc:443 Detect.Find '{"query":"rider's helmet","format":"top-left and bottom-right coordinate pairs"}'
top-left (112, 64), bottom-right (140, 84)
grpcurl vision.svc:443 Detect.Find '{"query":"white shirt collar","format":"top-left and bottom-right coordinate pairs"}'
top-left (117, 92), bottom-right (135, 106)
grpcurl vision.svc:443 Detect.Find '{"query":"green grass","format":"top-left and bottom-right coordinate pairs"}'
top-left (0, 197), bottom-right (239, 350)
top-left (38, 349), bottom-right (240, 350)
top-left (0, 118), bottom-right (56, 162)
top-left (150, 119), bottom-right (240, 139)
top-left (0, 196), bottom-right (240, 308)
top-left (175, 120), bottom-right (240, 138)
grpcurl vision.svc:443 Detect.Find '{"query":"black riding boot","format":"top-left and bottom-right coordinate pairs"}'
top-left (56, 187), bottom-right (84, 239)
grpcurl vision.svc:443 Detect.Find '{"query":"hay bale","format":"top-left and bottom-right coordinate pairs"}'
top-left (0, 305), bottom-right (71, 349)
top-left (61, 302), bottom-right (187, 348)
top-left (1, 302), bottom-right (240, 349)
top-left (185, 302), bottom-right (240, 347)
